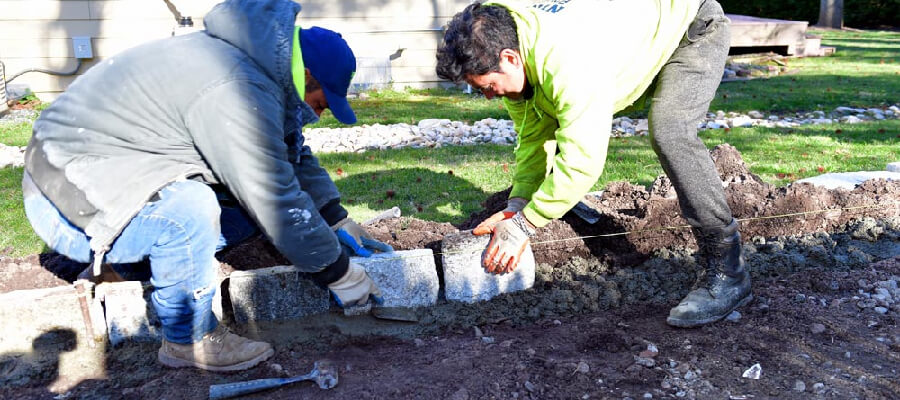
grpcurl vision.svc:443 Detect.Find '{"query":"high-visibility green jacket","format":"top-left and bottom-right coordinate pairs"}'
top-left (488, 0), bottom-right (699, 227)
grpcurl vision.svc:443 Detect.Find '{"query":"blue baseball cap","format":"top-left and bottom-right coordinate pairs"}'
top-left (300, 27), bottom-right (357, 124)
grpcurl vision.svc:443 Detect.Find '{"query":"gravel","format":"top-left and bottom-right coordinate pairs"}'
top-left (1, 104), bottom-right (898, 167)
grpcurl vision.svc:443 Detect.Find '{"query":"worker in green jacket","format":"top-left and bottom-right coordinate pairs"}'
top-left (436, 0), bottom-right (751, 327)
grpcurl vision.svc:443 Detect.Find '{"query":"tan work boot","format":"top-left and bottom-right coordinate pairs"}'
top-left (158, 324), bottom-right (274, 371)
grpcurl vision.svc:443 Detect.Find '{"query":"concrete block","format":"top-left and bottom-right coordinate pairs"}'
top-left (353, 249), bottom-right (438, 308)
top-left (441, 231), bottom-right (535, 303)
top-left (96, 278), bottom-right (227, 345)
top-left (228, 266), bottom-right (331, 323)
top-left (96, 281), bottom-right (160, 346)
top-left (0, 284), bottom-right (106, 391)
top-left (887, 162), bottom-right (900, 173)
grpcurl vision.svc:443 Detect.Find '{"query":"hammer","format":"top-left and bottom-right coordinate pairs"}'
top-left (208, 361), bottom-right (338, 399)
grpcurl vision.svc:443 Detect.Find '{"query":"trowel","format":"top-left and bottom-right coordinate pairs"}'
top-left (343, 301), bottom-right (419, 322)
top-left (570, 200), bottom-right (602, 224)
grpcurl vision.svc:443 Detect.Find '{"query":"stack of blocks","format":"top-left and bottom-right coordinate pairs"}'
top-left (97, 233), bottom-right (536, 343)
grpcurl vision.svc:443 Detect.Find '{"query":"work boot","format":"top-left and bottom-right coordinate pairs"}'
top-left (667, 219), bottom-right (752, 327)
top-left (158, 324), bottom-right (274, 371)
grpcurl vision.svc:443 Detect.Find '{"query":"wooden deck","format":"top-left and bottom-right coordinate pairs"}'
top-left (727, 14), bottom-right (830, 56)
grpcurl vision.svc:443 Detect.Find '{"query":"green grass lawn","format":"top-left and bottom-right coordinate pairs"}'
top-left (1, 29), bottom-right (898, 257)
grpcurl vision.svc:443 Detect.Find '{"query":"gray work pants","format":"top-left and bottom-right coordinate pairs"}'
top-left (649, 0), bottom-right (733, 228)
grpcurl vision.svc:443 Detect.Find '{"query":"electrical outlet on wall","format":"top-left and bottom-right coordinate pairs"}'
top-left (72, 37), bottom-right (93, 59)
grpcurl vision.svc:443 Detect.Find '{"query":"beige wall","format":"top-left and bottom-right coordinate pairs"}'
top-left (0, 0), bottom-right (472, 100)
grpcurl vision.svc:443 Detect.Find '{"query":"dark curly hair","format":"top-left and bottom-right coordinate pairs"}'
top-left (436, 3), bottom-right (519, 83)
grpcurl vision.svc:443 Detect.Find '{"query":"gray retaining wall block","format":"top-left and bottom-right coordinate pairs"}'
top-left (888, 162), bottom-right (900, 173)
top-left (442, 231), bottom-right (535, 303)
top-left (354, 249), bottom-right (439, 308)
top-left (0, 283), bottom-right (106, 389)
top-left (97, 281), bottom-right (160, 346)
top-left (228, 265), bottom-right (331, 323)
top-left (96, 277), bottom-right (227, 346)
top-left (228, 249), bottom-right (439, 324)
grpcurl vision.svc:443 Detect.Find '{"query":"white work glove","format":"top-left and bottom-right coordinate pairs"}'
top-left (476, 211), bottom-right (536, 274)
top-left (328, 262), bottom-right (384, 308)
top-left (332, 217), bottom-right (394, 257)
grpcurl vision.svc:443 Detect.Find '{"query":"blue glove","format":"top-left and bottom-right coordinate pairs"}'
top-left (332, 218), bottom-right (394, 257)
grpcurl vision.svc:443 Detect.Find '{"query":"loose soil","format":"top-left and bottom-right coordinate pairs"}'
top-left (1, 144), bottom-right (898, 399)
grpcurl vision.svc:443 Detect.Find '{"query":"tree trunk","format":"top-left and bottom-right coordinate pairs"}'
top-left (817, 0), bottom-right (844, 29)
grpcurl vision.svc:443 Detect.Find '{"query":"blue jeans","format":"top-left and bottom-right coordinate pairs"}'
top-left (23, 179), bottom-right (259, 344)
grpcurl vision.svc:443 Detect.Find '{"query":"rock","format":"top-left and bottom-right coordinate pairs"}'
top-left (229, 265), bottom-right (330, 323)
top-left (639, 343), bottom-right (659, 358)
top-left (835, 106), bottom-right (865, 115)
top-left (524, 381), bottom-right (536, 392)
top-left (634, 356), bottom-right (656, 368)
top-left (742, 363), bottom-right (762, 379)
top-left (794, 380), bottom-right (806, 392)
top-left (857, 299), bottom-right (877, 309)
top-left (359, 249), bottom-right (440, 308)
top-left (725, 311), bottom-right (742, 322)
top-left (269, 363), bottom-right (283, 375)
top-left (294, 103), bottom-right (900, 153)
top-left (97, 281), bottom-right (162, 346)
top-left (730, 116), bottom-right (754, 128)
top-left (873, 307), bottom-right (888, 314)
top-left (576, 361), bottom-right (590, 374)
top-left (811, 323), bottom-right (826, 334)
top-left (442, 231), bottom-right (535, 303)
top-left (230, 249), bottom-right (438, 323)
top-left (449, 388), bottom-right (469, 400)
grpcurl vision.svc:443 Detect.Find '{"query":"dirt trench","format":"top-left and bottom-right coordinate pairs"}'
top-left (1, 144), bottom-right (899, 399)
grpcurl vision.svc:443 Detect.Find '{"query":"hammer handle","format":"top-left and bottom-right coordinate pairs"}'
top-left (209, 376), bottom-right (305, 399)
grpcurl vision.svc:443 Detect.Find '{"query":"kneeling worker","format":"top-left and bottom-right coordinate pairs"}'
top-left (23, 0), bottom-right (390, 371)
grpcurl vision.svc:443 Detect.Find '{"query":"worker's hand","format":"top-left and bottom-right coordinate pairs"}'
top-left (328, 262), bottom-right (384, 307)
top-left (332, 217), bottom-right (394, 257)
top-left (480, 211), bottom-right (536, 274)
top-left (472, 197), bottom-right (528, 235)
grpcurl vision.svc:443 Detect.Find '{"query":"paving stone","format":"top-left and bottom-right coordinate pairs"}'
top-left (356, 249), bottom-right (439, 308)
top-left (0, 283), bottom-right (106, 389)
top-left (228, 265), bottom-right (331, 324)
top-left (441, 231), bottom-right (535, 303)
top-left (796, 171), bottom-right (900, 190)
top-left (96, 278), bottom-right (227, 345)
top-left (228, 249), bottom-right (439, 323)
top-left (96, 281), bottom-right (160, 346)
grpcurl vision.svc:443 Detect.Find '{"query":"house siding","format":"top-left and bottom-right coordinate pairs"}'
top-left (0, 0), bottom-right (473, 100)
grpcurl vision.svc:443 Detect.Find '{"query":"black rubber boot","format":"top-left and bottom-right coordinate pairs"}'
top-left (667, 219), bottom-right (752, 327)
